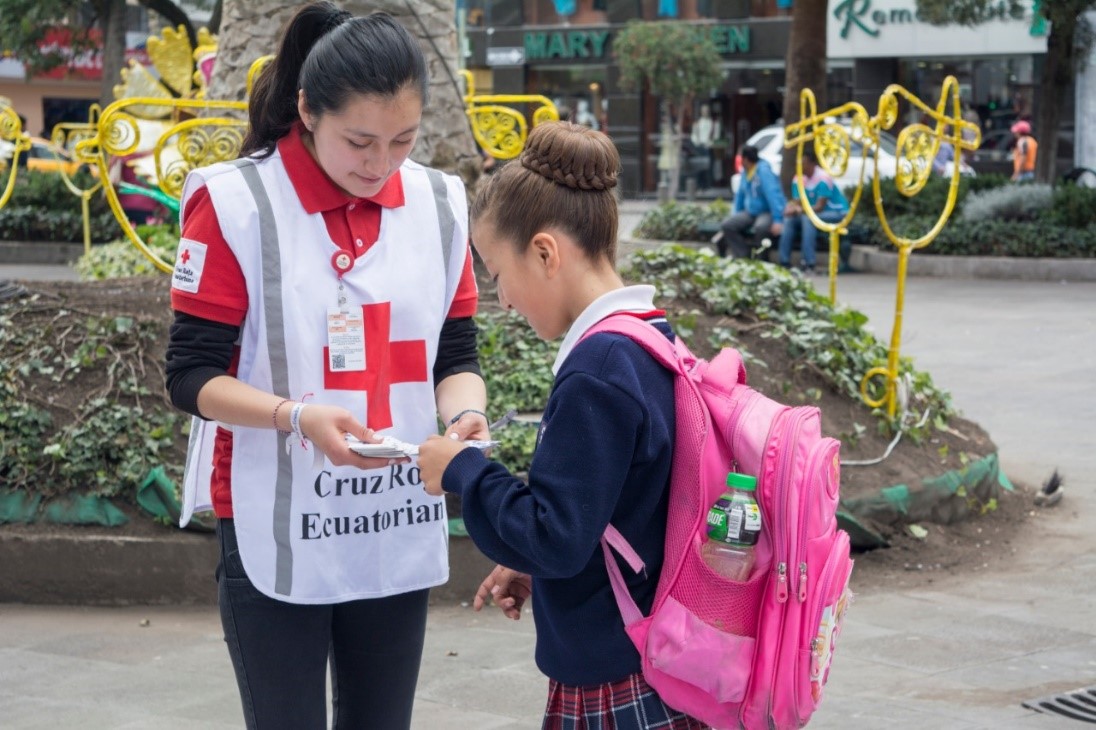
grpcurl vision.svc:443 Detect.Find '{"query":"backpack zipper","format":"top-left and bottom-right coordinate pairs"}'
top-left (795, 422), bottom-right (824, 604)
top-left (774, 410), bottom-right (806, 604)
top-left (765, 409), bottom-right (808, 728)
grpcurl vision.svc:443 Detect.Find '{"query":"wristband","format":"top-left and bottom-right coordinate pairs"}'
top-left (448, 408), bottom-right (488, 427)
top-left (272, 399), bottom-right (291, 433)
top-left (289, 402), bottom-right (309, 444)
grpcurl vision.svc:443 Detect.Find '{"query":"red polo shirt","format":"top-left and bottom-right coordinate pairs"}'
top-left (172, 123), bottom-right (478, 323)
top-left (172, 124), bottom-right (479, 516)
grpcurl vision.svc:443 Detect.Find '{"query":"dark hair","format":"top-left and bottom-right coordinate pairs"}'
top-left (741, 145), bottom-right (760, 164)
top-left (242, 2), bottom-right (428, 158)
top-left (470, 122), bottom-right (619, 263)
top-left (801, 147), bottom-right (818, 165)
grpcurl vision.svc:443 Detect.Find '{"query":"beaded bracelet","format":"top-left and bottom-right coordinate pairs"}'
top-left (448, 408), bottom-right (488, 427)
top-left (272, 398), bottom-right (292, 433)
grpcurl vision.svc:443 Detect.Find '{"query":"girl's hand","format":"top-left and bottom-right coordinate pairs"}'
top-left (417, 433), bottom-right (470, 495)
top-left (298, 404), bottom-right (409, 470)
top-left (473, 565), bottom-right (532, 620)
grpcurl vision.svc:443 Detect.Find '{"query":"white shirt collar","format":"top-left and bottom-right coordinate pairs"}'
top-left (552, 285), bottom-right (658, 375)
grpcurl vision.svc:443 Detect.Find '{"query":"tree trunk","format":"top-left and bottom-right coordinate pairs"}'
top-left (205, 0), bottom-right (298, 108)
top-left (780, 0), bottom-right (829, 188)
top-left (99, 0), bottom-right (127, 108)
top-left (1035, 9), bottom-right (1078, 182)
top-left (208, 0), bottom-right (479, 186)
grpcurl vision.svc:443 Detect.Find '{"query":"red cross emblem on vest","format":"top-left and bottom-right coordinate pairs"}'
top-left (323, 302), bottom-right (427, 431)
top-left (180, 248), bottom-right (191, 264)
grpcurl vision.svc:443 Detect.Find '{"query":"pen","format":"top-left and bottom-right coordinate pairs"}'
top-left (489, 409), bottom-right (518, 431)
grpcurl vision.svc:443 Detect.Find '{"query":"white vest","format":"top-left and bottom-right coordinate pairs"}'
top-left (178, 151), bottom-right (468, 604)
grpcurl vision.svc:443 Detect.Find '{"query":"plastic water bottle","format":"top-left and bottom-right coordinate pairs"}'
top-left (702, 472), bottom-right (762, 581)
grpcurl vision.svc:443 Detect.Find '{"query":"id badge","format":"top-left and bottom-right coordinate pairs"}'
top-left (327, 306), bottom-right (365, 371)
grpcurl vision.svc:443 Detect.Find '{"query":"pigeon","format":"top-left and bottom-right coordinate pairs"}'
top-left (1033, 469), bottom-right (1063, 507)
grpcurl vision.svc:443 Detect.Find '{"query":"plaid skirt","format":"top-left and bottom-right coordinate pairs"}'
top-left (543, 672), bottom-right (710, 730)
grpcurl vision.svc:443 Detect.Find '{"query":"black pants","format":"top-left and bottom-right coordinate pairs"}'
top-left (718, 211), bottom-right (773, 259)
top-left (216, 519), bottom-right (430, 729)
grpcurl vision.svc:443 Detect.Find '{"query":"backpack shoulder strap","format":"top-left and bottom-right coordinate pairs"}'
top-left (585, 314), bottom-right (690, 627)
top-left (582, 314), bottom-right (691, 376)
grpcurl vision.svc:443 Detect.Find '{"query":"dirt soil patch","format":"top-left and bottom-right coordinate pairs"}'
top-left (1, 273), bottom-right (1038, 594)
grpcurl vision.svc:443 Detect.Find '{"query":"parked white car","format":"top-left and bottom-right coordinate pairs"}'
top-left (730, 123), bottom-right (975, 193)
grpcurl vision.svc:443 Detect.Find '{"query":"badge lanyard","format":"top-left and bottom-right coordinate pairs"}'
top-left (327, 250), bottom-right (366, 372)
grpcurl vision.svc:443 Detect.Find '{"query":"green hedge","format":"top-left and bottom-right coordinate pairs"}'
top-left (858, 215), bottom-right (1096, 257)
top-left (0, 169), bottom-right (119, 243)
top-left (850, 174), bottom-right (1096, 257)
top-left (633, 176), bottom-right (1096, 258)
top-left (632, 199), bottom-right (730, 242)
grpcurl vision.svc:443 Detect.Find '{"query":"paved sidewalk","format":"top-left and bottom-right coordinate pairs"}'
top-left (0, 263), bottom-right (80, 281)
top-left (2, 255), bottom-right (1095, 728)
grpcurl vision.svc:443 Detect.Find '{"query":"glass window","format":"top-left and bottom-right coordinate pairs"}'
top-left (527, 66), bottom-right (610, 130)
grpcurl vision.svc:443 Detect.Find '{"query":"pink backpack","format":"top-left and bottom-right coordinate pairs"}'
top-left (587, 315), bottom-right (854, 730)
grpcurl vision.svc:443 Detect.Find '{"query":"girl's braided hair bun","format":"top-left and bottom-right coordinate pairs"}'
top-left (520, 121), bottom-right (619, 191)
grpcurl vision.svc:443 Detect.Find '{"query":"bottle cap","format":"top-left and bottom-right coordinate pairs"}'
top-left (726, 472), bottom-right (757, 491)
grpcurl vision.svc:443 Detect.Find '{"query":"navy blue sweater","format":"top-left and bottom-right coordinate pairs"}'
top-left (443, 320), bottom-right (675, 685)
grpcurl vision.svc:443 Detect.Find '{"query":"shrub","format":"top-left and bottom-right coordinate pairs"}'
top-left (0, 169), bottom-right (119, 243)
top-left (633, 199), bottom-right (730, 241)
top-left (74, 224), bottom-right (179, 280)
top-left (960, 184), bottom-right (1053, 223)
top-left (475, 310), bottom-right (557, 474)
top-left (851, 173), bottom-right (1011, 222)
top-left (860, 215), bottom-right (1096, 257)
top-left (1043, 184), bottom-right (1096, 228)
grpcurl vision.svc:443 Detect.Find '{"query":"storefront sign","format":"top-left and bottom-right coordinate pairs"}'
top-left (525, 30), bottom-right (611, 61)
top-left (487, 46), bottom-right (526, 66)
top-left (524, 24), bottom-right (750, 62)
top-left (828, 0), bottom-right (1046, 58)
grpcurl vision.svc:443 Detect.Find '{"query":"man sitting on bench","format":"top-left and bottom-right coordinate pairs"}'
top-left (779, 148), bottom-right (850, 274)
top-left (713, 145), bottom-right (785, 258)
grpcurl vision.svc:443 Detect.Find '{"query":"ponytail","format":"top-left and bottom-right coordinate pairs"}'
top-left (241, 2), bottom-right (428, 160)
top-left (242, 1), bottom-right (350, 158)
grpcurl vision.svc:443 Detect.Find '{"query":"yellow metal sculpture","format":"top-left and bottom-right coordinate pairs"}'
top-left (0, 24), bottom-right (271, 274)
top-left (461, 69), bottom-right (559, 160)
top-left (0, 99), bottom-right (32, 210)
top-left (76, 95), bottom-right (250, 273)
top-left (60, 25), bottom-right (257, 272)
top-left (784, 92), bottom-right (872, 303)
top-left (784, 75), bottom-right (980, 419)
top-left (50, 105), bottom-right (105, 257)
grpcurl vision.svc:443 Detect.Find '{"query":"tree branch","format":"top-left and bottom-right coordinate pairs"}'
top-left (138, 0), bottom-right (198, 48)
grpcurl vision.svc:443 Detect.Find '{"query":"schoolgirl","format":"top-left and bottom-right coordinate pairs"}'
top-left (418, 122), bottom-right (706, 729)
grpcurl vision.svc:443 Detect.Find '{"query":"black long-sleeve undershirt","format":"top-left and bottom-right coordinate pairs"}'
top-left (165, 312), bottom-right (481, 420)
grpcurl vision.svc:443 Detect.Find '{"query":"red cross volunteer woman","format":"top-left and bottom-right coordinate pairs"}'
top-left (164, 3), bottom-right (486, 728)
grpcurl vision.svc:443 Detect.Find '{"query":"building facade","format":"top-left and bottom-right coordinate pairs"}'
top-left (463, 0), bottom-right (1061, 193)
top-left (0, 2), bottom-right (165, 142)
top-left (827, 0), bottom-right (1054, 174)
top-left (462, 0), bottom-right (827, 195)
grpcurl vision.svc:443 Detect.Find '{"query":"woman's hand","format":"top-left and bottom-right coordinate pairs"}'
top-left (417, 433), bottom-right (471, 495)
top-left (298, 404), bottom-right (409, 470)
top-left (444, 410), bottom-right (490, 442)
top-left (473, 565), bottom-right (532, 620)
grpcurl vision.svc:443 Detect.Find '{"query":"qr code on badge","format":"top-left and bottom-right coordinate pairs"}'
top-left (331, 353), bottom-right (346, 369)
